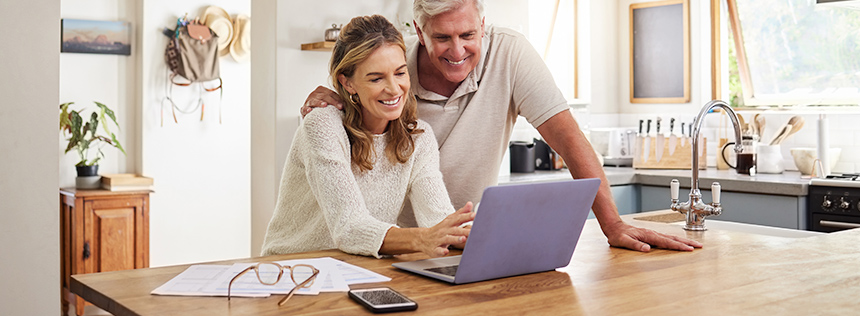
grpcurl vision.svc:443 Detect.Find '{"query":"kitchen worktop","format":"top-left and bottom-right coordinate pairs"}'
top-left (501, 167), bottom-right (811, 196)
top-left (70, 210), bottom-right (858, 315)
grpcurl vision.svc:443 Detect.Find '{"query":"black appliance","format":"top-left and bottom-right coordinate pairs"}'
top-left (509, 141), bottom-right (535, 173)
top-left (807, 173), bottom-right (860, 232)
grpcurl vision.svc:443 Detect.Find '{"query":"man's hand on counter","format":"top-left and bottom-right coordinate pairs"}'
top-left (602, 221), bottom-right (703, 252)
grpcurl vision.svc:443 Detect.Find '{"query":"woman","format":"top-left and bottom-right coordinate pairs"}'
top-left (262, 15), bottom-right (473, 258)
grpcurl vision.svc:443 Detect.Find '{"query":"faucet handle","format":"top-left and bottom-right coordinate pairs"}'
top-left (670, 179), bottom-right (680, 200)
top-left (712, 182), bottom-right (721, 205)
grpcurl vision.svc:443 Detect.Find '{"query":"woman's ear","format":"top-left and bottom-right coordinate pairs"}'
top-left (338, 74), bottom-right (356, 95)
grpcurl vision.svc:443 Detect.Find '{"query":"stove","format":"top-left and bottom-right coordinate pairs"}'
top-left (808, 174), bottom-right (860, 232)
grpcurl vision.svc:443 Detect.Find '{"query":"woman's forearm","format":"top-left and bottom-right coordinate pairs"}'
top-left (378, 227), bottom-right (425, 255)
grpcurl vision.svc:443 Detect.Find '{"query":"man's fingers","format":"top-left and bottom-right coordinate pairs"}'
top-left (611, 235), bottom-right (651, 252)
top-left (309, 86), bottom-right (343, 109)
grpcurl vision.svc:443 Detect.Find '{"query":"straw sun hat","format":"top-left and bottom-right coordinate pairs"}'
top-left (230, 14), bottom-right (250, 62)
top-left (200, 6), bottom-right (233, 57)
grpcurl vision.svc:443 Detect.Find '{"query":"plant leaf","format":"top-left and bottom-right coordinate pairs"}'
top-left (95, 101), bottom-right (120, 135)
top-left (59, 102), bottom-right (73, 132)
top-left (65, 111), bottom-right (83, 154)
top-left (111, 133), bottom-right (126, 155)
top-left (88, 112), bottom-right (99, 140)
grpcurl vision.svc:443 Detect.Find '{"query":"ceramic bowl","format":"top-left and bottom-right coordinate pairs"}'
top-left (789, 147), bottom-right (841, 175)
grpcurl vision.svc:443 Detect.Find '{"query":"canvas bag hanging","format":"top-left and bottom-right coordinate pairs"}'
top-left (163, 19), bottom-right (223, 124)
top-left (165, 22), bottom-right (220, 82)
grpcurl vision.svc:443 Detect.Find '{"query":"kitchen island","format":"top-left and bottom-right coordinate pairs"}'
top-left (70, 211), bottom-right (857, 315)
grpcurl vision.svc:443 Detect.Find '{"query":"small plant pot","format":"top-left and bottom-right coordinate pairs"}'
top-left (76, 165), bottom-right (99, 177)
top-left (75, 165), bottom-right (101, 189)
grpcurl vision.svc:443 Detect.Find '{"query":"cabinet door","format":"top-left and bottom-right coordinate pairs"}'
top-left (640, 185), bottom-right (803, 229)
top-left (84, 197), bottom-right (146, 273)
top-left (611, 185), bottom-right (641, 216)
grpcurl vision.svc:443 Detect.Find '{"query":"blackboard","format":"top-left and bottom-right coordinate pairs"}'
top-left (629, 0), bottom-right (690, 103)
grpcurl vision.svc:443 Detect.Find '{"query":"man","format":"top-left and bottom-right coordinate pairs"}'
top-left (303, 0), bottom-right (701, 252)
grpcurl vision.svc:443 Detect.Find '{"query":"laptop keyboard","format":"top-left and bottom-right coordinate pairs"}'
top-left (426, 265), bottom-right (459, 276)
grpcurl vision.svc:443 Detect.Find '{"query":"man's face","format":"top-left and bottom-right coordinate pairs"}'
top-left (416, 2), bottom-right (484, 84)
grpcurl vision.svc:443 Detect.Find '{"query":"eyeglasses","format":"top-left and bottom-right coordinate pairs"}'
top-left (228, 262), bottom-right (320, 306)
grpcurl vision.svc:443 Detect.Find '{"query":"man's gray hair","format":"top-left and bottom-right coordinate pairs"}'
top-left (413, 0), bottom-right (485, 30)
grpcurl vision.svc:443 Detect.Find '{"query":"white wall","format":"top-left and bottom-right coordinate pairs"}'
top-left (140, 0), bottom-right (252, 266)
top-left (0, 1), bottom-right (61, 315)
top-left (59, 0), bottom-right (135, 186)
top-left (57, 0), bottom-right (252, 267)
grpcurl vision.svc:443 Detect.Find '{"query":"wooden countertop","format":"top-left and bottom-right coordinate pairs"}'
top-left (71, 211), bottom-right (859, 315)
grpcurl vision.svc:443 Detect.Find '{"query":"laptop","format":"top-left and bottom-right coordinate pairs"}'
top-left (392, 178), bottom-right (600, 284)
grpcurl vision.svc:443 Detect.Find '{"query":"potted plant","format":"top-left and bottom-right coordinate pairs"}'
top-left (59, 101), bottom-right (126, 188)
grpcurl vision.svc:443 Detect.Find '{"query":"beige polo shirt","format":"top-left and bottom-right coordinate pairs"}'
top-left (403, 25), bottom-right (570, 213)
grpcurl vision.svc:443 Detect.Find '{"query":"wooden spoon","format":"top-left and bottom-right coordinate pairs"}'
top-left (755, 114), bottom-right (766, 138)
top-left (769, 124), bottom-right (792, 145)
top-left (783, 116), bottom-right (805, 140)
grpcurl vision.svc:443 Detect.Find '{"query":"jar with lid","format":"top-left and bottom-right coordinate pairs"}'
top-left (324, 24), bottom-right (341, 42)
top-left (720, 133), bottom-right (758, 175)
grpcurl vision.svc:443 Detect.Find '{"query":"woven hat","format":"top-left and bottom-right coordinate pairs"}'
top-left (230, 14), bottom-right (251, 62)
top-left (200, 6), bottom-right (233, 57)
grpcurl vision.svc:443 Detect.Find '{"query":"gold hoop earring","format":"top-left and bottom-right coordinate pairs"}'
top-left (350, 94), bottom-right (360, 105)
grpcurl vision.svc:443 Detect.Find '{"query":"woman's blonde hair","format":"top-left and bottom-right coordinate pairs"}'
top-left (330, 15), bottom-right (423, 172)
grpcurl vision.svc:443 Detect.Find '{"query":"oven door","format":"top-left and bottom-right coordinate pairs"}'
top-left (810, 213), bottom-right (860, 232)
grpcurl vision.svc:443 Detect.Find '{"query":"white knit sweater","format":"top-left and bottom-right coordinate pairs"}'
top-left (261, 106), bottom-right (454, 258)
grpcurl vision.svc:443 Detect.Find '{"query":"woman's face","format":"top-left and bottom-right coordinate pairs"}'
top-left (340, 43), bottom-right (410, 134)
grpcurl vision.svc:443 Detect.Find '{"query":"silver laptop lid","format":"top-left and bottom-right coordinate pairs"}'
top-left (454, 178), bottom-right (600, 284)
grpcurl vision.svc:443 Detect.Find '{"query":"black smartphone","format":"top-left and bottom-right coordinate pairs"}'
top-left (348, 287), bottom-right (418, 313)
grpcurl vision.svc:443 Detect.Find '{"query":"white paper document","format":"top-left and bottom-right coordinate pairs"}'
top-left (150, 257), bottom-right (390, 297)
top-left (150, 265), bottom-right (267, 297)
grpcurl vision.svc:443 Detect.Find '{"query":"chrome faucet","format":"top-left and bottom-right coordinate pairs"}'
top-left (670, 100), bottom-right (743, 230)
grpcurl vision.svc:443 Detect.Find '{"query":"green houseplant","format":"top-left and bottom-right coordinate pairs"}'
top-left (59, 101), bottom-right (126, 179)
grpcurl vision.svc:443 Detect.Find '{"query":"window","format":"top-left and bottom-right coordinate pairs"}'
top-left (528, 0), bottom-right (578, 102)
top-left (726, 0), bottom-right (860, 106)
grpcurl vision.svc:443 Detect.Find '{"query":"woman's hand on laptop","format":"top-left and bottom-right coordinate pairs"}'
top-left (419, 202), bottom-right (475, 257)
top-left (603, 221), bottom-right (703, 252)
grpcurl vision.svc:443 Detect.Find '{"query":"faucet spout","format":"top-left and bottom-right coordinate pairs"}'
top-left (691, 100), bottom-right (743, 195)
top-left (670, 100), bottom-right (742, 230)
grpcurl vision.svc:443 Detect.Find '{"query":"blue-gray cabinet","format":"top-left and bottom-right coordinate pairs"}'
top-left (638, 185), bottom-right (806, 229)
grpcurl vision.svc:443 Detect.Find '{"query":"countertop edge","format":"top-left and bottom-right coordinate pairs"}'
top-left (502, 168), bottom-right (810, 196)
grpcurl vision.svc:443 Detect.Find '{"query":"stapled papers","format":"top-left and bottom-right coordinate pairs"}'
top-left (151, 257), bottom-right (390, 297)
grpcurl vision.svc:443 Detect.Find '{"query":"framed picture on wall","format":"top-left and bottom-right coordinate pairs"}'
top-left (629, 0), bottom-right (690, 103)
top-left (61, 19), bottom-right (131, 56)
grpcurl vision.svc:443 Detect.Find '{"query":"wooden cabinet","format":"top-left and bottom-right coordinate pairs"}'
top-left (60, 188), bottom-right (150, 316)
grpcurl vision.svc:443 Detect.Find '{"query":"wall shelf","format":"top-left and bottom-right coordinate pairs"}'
top-left (301, 41), bottom-right (335, 52)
